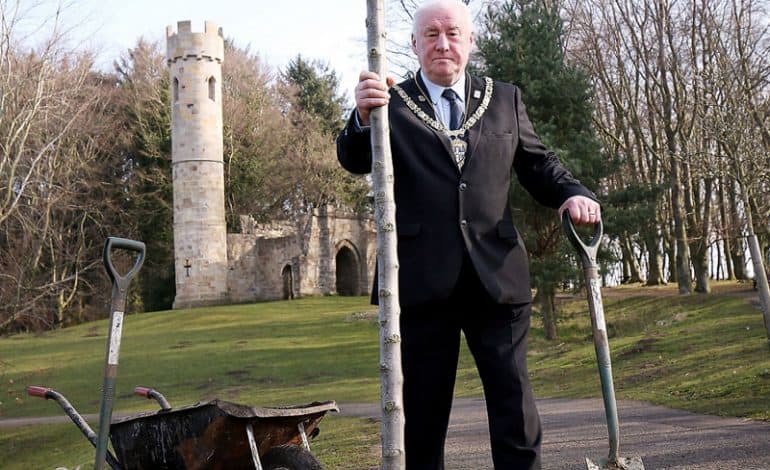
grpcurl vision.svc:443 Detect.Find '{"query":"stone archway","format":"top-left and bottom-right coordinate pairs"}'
top-left (281, 264), bottom-right (294, 300)
top-left (335, 245), bottom-right (360, 296)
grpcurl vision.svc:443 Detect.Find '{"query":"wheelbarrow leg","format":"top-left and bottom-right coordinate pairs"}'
top-left (298, 421), bottom-right (310, 452)
top-left (246, 422), bottom-right (264, 470)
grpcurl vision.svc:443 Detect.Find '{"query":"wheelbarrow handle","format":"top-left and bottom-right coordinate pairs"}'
top-left (103, 237), bottom-right (146, 291)
top-left (134, 386), bottom-right (172, 411)
top-left (562, 210), bottom-right (603, 269)
top-left (26, 386), bottom-right (123, 469)
top-left (27, 385), bottom-right (52, 399)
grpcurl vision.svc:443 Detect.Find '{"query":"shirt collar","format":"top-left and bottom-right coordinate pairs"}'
top-left (419, 70), bottom-right (466, 106)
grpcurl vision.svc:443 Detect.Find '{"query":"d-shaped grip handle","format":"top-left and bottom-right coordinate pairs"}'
top-left (562, 210), bottom-right (603, 268)
top-left (103, 237), bottom-right (146, 290)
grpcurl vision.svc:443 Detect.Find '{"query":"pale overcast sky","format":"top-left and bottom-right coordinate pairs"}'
top-left (25, 0), bottom-right (412, 95)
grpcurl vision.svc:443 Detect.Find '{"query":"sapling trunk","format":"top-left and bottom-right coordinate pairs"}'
top-left (366, 0), bottom-right (405, 467)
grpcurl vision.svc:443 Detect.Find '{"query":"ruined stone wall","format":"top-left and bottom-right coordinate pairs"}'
top-left (227, 233), bottom-right (301, 302)
top-left (225, 211), bottom-right (376, 303)
top-left (299, 207), bottom-right (376, 297)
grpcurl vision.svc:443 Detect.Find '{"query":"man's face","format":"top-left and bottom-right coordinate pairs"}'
top-left (411, 3), bottom-right (473, 87)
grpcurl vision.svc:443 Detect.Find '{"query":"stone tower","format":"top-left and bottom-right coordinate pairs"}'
top-left (166, 21), bottom-right (228, 308)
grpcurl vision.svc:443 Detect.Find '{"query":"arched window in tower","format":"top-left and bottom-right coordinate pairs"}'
top-left (173, 77), bottom-right (179, 102)
top-left (208, 76), bottom-right (216, 101)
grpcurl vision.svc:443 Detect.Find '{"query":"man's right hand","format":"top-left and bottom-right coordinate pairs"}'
top-left (355, 71), bottom-right (395, 126)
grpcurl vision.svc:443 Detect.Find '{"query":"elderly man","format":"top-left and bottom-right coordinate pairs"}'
top-left (337, 0), bottom-right (600, 468)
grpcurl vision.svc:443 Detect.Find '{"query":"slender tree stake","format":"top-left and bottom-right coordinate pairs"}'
top-left (735, 188), bottom-right (770, 350)
top-left (747, 233), bottom-right (770, 350)
top-left (366, 0), bottom-right (405, 467)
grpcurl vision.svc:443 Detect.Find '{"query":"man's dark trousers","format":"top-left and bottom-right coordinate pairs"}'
top-left (400, 253), bottom-right (542, 469)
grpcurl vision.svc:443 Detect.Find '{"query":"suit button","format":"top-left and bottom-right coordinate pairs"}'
top-left (460, 219), bottom-right (468, 228)
top-left (459, 182), bottom-right (467, 191)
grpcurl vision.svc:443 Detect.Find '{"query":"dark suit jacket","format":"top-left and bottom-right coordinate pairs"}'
top-left (337, 74), bottom-right (596, 307)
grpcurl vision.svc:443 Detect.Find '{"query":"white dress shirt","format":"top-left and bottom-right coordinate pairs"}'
top-left (419, 70), bottom-right (466, 130)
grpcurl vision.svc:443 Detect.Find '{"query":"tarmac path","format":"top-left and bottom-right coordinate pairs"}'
top-left (340, 397), bottom-right (770, 470)
top-left (3, 397), bottom-right (769, 469)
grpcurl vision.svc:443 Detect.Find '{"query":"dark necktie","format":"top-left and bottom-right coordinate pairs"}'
top-left (442, 88), bottom-right (464, 130)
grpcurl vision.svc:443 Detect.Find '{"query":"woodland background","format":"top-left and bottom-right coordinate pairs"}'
top-left (2, 0), bottom-right (769, 340)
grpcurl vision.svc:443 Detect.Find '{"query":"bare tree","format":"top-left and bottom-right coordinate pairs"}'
top-left (700, 0), bottom-right (770, 344)
top-left (568, 0), bottom-right (770, 338)
top-left (567, 0), bottom-right (675, 287)
top-left (0, 0), bottom-right (115, 331)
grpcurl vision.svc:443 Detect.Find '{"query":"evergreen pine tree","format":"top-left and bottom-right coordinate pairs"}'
top-left (114, 41), bottom-right (175, 312)
top-left (283, 55), bottom-right (346, 136)
top-left (476, 0), bottom-right (611, 338)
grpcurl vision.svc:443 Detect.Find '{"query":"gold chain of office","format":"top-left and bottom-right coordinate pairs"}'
top-left (392, 76), bottom-right (494, 138)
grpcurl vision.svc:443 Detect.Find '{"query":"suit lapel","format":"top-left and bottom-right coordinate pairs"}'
top-left (409, 73), bottom-right (437, 120)
top-left (409, 73), bottom-right (458, 171)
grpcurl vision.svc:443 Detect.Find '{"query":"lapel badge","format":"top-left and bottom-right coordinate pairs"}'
top-left (418, 95), bottom-right (427, 102)
top-left (473, 89), bottom-right (481, 99)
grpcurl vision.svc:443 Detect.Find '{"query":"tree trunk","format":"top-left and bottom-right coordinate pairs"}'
top-left (692, 179), bottom-right (713, 293)
top-left (645, 234), bottom-right (666, 285)
top-left (732, 239), bottom-right (748, 281)
top-left (620, 233), bottom-right (643, 283)
top-left (692, 244), bottom-right (711, 292)
top-left (653, 0), bottom-right (691, 294)
top-left (366, 1), bottom-right (405, 467)
top-left (728, 180), bottom-right (748, 280)
top-left (621, 254), bottom-right (632, 284)
top-left (663, 225), bottom-right (677, 284)
top-left (669, 164), bottom-right (692, 294)
top-left (718, 176), bottom-right (735, 280)
top-left (540, 286), bottom-right (558, 340)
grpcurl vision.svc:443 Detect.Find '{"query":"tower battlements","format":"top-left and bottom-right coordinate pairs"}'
top-left (166, 20), bottom-right (224, 64)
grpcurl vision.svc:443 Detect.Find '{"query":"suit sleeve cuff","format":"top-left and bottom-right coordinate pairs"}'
top-left (353, 110), bottom-right (370, 132)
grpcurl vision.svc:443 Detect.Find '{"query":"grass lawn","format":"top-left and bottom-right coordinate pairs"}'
top-left (1, 282), bottom-right (768, 468)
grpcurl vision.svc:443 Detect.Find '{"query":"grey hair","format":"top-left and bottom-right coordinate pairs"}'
top-left (412, 0), bottom-right (474, 36)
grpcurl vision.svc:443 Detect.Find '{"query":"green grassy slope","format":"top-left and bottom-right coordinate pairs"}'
top-left (527, 283), bottom-right (770, 420)
top-left (1, 282), bottom-right (768, 469)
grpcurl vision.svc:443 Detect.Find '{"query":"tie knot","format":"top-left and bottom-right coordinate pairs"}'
top-left (442, 88), bottom-right (460, 103)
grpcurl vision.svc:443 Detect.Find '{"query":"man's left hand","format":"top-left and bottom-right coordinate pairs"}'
top-left (558, 196), bottom-right (601, 225)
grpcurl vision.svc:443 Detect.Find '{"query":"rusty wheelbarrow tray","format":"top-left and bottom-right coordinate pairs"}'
top-left (28, 385), bottom-right (338, 469)
top-left (113, 387), bottom-right (338, 469)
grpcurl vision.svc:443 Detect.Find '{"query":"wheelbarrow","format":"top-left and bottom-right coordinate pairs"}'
top-left (26, 236), bottom-right (337, 469)
top-left (26, 384), bottom-right (338, 469)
